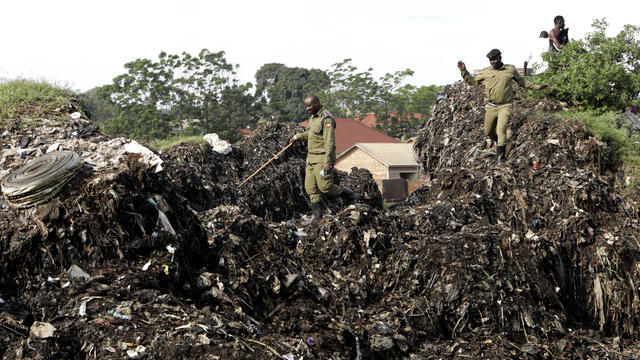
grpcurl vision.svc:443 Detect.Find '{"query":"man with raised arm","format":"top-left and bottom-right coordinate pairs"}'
top-left (457, 49), bottom-right (549, 164)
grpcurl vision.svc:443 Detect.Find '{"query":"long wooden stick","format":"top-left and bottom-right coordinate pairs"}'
top-left (238, 143), bottom-right (293, 188)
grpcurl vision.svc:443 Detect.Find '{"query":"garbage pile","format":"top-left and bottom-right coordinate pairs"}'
top-left (405, 81), bottom-right (640, 356)
top-left (0, 104), bottom-right (382, 358)
top-left (161, 121), bottom-right (383, 221)
top-left (2, 84), bottom-right (640, 359)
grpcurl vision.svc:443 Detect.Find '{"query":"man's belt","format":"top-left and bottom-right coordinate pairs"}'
top-left (487, 101), bottom-right (510, 107)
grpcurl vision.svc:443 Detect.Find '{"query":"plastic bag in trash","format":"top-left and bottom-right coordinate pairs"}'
top-left (203, 133), bottom-right (232, 154)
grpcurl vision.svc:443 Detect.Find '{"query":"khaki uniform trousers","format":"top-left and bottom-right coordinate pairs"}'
top-left (305, 162), bottom-right (342, 203)
top-left (484, 103), bottom-right (513, 146)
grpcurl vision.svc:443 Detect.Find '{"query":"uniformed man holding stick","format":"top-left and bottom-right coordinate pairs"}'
top-left (290, 95), bottom-right (357, 222)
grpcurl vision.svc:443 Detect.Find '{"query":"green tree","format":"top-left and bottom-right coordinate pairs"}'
top-left (255, 63), bottom-right (330, 122)
top-left (213, 83), bottom-right (260, 142)
top-left (375, 84), bottom-right (441, 139)
top-left (409, 85), bottom-right (442, 114)
top-left (320, 58), bottom-right (441, 139)
top-left (79, 85), bottom-right (114, 124)
top-left (322, 59), bottom-right (380, 118)
top-left (98, 49), bottom-right (257, 139)
top-left (537, 19), bottom-right (640, 111)
top-left (104, 104), bottom-right (172, 140)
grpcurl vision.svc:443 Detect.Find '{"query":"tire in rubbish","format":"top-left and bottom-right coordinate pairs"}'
top-left (1, 151), bottom-right (82, 208)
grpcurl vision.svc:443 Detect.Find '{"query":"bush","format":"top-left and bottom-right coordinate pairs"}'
top-left (536, 19), bottom-right (640, 112)
top-left (560, 110), bottom-right (637, 157)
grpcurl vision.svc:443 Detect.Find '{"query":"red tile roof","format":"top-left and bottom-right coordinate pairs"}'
top-left (358, 113), bottom-right (377, 128)
top-left (356, 112), bottom-right (423, 128)
top-left (235, 128), bottom-right (252, 136)
top-left (299, 117), bottom-right (400, 155)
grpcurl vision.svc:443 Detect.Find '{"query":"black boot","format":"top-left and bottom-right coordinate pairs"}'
top-left (311, 202), bottom-right (323, 219)
top-left (305, 201), bottom-right (322, 225)
top-left (496, 145), bottom-right (506, 164)
top-left (340, 187), bottom-right (357, 205)
top-left (303, 202), bottom-right (323, 225)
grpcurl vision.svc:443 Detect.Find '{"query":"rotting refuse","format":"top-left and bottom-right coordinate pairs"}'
top-left (2, 85), bottom-right (640, 359)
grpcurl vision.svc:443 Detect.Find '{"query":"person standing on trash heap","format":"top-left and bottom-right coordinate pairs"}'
top-left (457, 49), bottom-right (549, 164)
top-left (289, 95), bottom-right (357, 222)
top-left (549, 15), bottom-right (569, 51)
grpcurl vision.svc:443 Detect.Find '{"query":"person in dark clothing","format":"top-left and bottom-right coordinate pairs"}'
top-left (549, 15), bottom-right (569, 51)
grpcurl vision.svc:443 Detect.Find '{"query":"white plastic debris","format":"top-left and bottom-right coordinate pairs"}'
top-left (142, 261), bottom-right (152, 271)
top-left (70, 112), bottom-right (82, 119)
top-left (67, 264), bottom-right (91, 282)
top-left (525, 230), bottom-right (539, 241)
top-left (203, 133), bottom-right (232, 154)
top-left (157, 210), bottom-right (176, 236)
top-left (78, 296), bottom-right (101, 316)
top-left (126, 345), bottom-right (146, 359)
top-left (82, 138), bottom-right (163, 172)
top-left (123, 140), bottom-right (164, 172)
top-left (46, 143), bottom-right (61, 153)
top-left (30, 321), bottom-right (56, 339)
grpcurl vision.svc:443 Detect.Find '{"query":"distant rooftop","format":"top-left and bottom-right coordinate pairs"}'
top-left (299, 117), bottom-right (400, 155)
top-left (339, 143), bottom-right (418, 167)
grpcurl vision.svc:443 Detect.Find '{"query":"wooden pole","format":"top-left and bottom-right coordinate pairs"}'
top-left (238, 143), bottom-right (293, 188)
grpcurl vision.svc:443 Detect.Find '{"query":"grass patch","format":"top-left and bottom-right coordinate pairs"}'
top-left (149, 135), bottom-right (207, 152)
top-left (559, 109), bottom-right (640, 197)
top-left (559, 110), bottom-right (640, 160)
top-left (0, 79), bottom-right (75, 125)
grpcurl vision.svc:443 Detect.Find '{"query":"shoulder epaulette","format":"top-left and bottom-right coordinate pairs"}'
top-left (320, 111), bottom-right (336, 130)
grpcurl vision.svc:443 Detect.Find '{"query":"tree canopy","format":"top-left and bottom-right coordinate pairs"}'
top-left (82, 53), bottom-right (442, 141)
top-left (320, 59), bottom-right (440, 139)
top-left (537, 19), bottom-right (640, 111)
top-left (86, 49), bottom-right (258, 140)
top-left (254, 63), bottom-right (330, 122)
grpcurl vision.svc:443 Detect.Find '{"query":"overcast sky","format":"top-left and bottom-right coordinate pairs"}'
top-left (1, 0), bottom-right (638, 92)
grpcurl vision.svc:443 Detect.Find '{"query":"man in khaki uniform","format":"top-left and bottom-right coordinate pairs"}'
top-left (289, 95), bottom-right (356, 221)
top-left (458, 49), bottom-right (549, 163)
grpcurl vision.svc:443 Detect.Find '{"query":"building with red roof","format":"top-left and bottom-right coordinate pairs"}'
top-left (358, 113), bottom-right (377, 128)
top-left (356, 112), bottom-right (423, 129)
top-left (234, 127), bottom-right (252, 137)
top-left (298, 116), bottom-right (400, 155)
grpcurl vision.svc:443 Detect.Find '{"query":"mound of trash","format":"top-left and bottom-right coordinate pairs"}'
top-left (161, 121), bottom-right (383, 221)
top-left (0, 103), bottom-right (382, 358)
top-left (2, 83), bottom-right (640, 359)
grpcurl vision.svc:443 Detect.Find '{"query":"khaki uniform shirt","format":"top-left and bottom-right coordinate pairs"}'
top-left (296, 108), bottom-right (336, 165)
top-left (461, 64), bottom-right (543, 104)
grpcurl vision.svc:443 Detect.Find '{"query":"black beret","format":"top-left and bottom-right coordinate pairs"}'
top-left (487, 48), bottom-right (502, 59)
